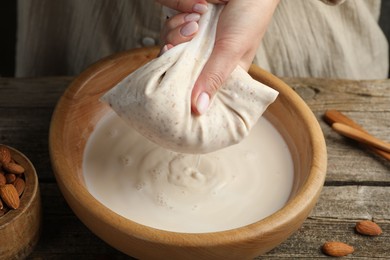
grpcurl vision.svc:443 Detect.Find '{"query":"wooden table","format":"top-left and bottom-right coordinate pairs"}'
top-left (0, 76), bottom-right (389, 259)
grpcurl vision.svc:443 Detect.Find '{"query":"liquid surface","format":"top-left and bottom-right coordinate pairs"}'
top-left (83, 112), bottom-right (294, 233)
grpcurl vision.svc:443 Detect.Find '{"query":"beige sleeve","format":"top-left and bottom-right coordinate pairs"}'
top-left (255, 0), bottom-right (388, 80)
top-left (16, 0), bottom-right (387, 80)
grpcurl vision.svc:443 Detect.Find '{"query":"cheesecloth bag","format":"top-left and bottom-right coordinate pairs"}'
top-left (101, 4), bottom-right (278, 154)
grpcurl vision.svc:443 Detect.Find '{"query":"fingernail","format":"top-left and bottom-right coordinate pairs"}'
top-left (180, 21), bottom-right (198, 37)
top-left (159, 44), bottom-right (174, 56)
top-left (159, 45), bottom-right (169, 56)
top-left (196, 92), bottom-right (210, 115)
top-left (193, 3), bottom-right (208, 14)
top-left (184, 13), bottom-right (201, 22)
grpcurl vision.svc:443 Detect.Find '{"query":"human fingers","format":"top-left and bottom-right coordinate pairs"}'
top-left (191, 1), bottom-right (254, 115)
top-left (191, 0), bottom-right (279, 115)
top-left (191, 41), bottom-right (258, 114)
top-left (156, 0), bottom-right (208, 14)
top-left (161, 13), bottom-right (201, 46)
top-left (190, 39), bottom-right (243, 115)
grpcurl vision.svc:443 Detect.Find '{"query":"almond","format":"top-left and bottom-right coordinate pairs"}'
top-left (5, 173), bottom-right (16, 184)
top-left (0, 184), bottom-right (20, 209)
top-left (355, 220), bottom-right (382, 236)
top-left (0, 173), bottom-right (6, 186)
top-left (322, 241), bottom-right (354, 257)
top-left (13, 177), bottom-right (26, 197)
top-left (0, 146), bottom-right (12, 164)
top-left (3, 162), bottom-right (25, 175)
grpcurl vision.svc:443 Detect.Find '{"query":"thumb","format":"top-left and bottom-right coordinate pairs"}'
top-left (191, 45), bottom-right (239, 115)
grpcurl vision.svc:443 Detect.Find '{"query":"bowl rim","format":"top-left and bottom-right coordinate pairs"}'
top-left (49, 47), bottom-right (327, 248)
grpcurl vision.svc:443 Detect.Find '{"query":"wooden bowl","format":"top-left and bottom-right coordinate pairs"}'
top-left (0, 144), bottom-right (41, 259)
top-left (49, 47), bottom-right (327, 259)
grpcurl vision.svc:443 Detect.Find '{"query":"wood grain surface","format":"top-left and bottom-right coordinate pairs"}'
top-left (0, 76), bottom-right (389, 259)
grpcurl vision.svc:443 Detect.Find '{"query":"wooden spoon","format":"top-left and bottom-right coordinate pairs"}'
top-left (324, 110), bottom-right (390, 161)
top-left (332, 122), bottom-right (390, 153)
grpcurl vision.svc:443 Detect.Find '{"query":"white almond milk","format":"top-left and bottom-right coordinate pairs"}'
top-left (83, 112), bottom-right (294, 233)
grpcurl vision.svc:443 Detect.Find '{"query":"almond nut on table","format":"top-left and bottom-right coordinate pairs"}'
top-left (321, 241), bottom-right (354, 257)
top-left (355, 220), bottom-right (383, 236)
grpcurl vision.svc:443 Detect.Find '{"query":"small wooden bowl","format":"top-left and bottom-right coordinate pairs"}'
top-left (49, 47), bottom-right (327, 259)
top-left (0, 144), bottom-right (41, 259)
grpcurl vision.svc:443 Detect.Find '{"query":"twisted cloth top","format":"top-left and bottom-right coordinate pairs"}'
top-left (101, 5), bottom-right (278, 154)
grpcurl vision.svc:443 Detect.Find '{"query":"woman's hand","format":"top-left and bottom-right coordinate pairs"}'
top-left (157, 0), bottom-right (279, 115)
